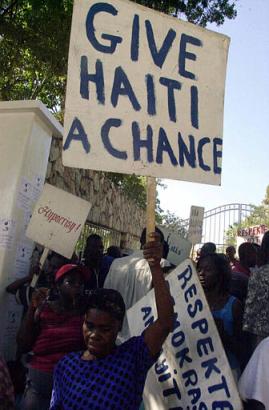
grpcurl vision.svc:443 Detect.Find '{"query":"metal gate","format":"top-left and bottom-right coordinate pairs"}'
top-left (183, 203), bottom-right (254, 251)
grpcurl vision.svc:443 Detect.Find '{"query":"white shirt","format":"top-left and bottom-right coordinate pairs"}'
top-left (104, 251), bottom-right (170, 342)
top-left (238, 336), bottom-right (269, 409)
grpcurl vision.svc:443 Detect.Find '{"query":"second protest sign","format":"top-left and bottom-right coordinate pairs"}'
top-left (26, 184), bottom-right (92, 258)
top-left (127, 260), bottom-right (242, 409)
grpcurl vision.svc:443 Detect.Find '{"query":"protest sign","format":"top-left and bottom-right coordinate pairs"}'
top-left (188, 205), bottom-right (205, 245)
top-left (63, 0), bottom-right (230, 185)
top-left (127, 259), bottom-right (242, 410)
top-left (26, 184), bottom-right (91, 258)
top-left (159, 226), bottom-right (192, 266)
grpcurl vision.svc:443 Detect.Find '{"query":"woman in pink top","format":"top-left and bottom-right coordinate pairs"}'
top-left (17, 264), bottom-right (88, 410)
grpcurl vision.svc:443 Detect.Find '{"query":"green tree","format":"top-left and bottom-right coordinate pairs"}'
top-left (0, 0), bottom-right (237, 111)
top-left (159, 209), bottom-right (187, 236)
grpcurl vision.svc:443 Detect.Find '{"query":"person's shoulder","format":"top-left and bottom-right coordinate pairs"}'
top-left (118, 335), bottom-right (147, 353)
top-left (56, 351), bottom-right (81, 370)
top-left (231, 271), bottom-right (249, 281)
top-left (110, 252), bottom-right (144, 269)
top-left (256, 336), bottom-right (269, 353)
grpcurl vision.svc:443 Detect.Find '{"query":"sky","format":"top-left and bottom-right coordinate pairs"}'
top-left (158, 0), bottom-right (269, 219)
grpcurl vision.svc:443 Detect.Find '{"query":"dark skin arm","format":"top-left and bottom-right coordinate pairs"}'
top-left (16, 288), bottom-right (48, 353)
top-left (143, 233), bottom-right (174, 357)
top-left (6, 275), bottom-right (33, 294)
top-left (6, 265), bottom-right (39, 294)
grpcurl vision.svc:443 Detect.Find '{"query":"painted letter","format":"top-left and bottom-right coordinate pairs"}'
top-left (111, 66), bottom-right (141, 111)
top-left (179, 34), bottom-right (202, 80)
top-left (159, 77), bottom-right (181, 122)
top-left (80, 57), bottom-right (105, 104)
top-left (156, 127), bottom-right (178, 165)
top-left (86, 3), bottom-right (122, 53)
top-left (63, 117), bottom-right (90, 154)
top-left (132, 122), bottom-right (153, 163)
top-left (198, 137), bottom-right (211, 171)
top-left (213, 138), bottom-right (222, 174)
top-left (145, 20), bottom-right (176, 68)
top-left (101, 118), bottom-right (127, 160)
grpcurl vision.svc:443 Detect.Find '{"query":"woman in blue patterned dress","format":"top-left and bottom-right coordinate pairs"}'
top-left (50, 232), bottom-right (174, 410)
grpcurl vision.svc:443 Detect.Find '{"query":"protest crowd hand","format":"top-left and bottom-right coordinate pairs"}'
top-left (143, 232), bottom-right (162, 268)
top-left (30, 288), bottom-right (49, 309)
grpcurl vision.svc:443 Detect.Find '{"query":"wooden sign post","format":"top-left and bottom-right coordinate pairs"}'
top-left (146, 177), bottom-right (156, 242)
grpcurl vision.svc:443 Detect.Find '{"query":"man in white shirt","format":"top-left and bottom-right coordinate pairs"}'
top-left (104, 227), bottom-right (171, 341)
top-left (238, 337), bottom-right (269, 410)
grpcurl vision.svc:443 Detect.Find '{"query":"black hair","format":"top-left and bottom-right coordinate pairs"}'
top-left (200, 242), bottom-right (216, 257)
top-left (85, 288), bottom-right (126, 325)
top-left (226, 245), bottom-right (236, 253)
top-left (106, 246), bottom-right (121, 259)
top-left (197, 253), bottom-right (231, 295)
top-left (86, 234), bottom-right (102, 245)
top-left (238, 242), bottom-right (255, 262)
top-left (140, 227), bottom-right (164, 247)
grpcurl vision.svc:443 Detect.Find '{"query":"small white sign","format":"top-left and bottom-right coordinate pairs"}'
top-left (159, 226), bottom-right (192, 266)
top-left (127, 260), bottom-right (242, 410)
top-left (188, 205), bottom-right (205, 245)
top-left (26, 184), bottom-right (92, 258)
top-left (63, 0), bottom-right (229, 185)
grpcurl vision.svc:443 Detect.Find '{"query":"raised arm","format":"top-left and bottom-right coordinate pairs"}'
top-left (6, 264), bottom-right (40, 294)
top-left (143, 232), bottom-right (174, 356)
top-left (6, 275), bottom-right (32, 294)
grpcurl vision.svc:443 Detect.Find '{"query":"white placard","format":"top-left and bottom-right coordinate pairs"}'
top-left (26, 184), bottom-right (92, 258)
top-left (63, 0), bottom-right (229, 185)
top-left (159, 226), bottom-right (192, 266)
top-left (188, 205), bottom-right (205, 245)
top-left (127, 260), bottom-right (242, 410)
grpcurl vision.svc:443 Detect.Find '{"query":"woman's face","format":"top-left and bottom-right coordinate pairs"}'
top-left (197, 257), bottom-right (218, 291)
top-left (83, 309), bottom-right (121, 358)
top-left (58, 271), bottom-right (85, 300)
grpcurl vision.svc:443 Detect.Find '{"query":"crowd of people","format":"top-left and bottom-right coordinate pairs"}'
top-left (1, 228), bottom-right (269, 410)
top-left (197, 233), bottom-right (269, 410)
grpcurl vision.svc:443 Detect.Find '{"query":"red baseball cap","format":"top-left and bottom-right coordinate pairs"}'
top-left (55, 264), bottom-right (89, 283)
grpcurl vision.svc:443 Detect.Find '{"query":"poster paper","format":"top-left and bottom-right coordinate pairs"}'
top-left (63, 0), bottom-right (230, 185)
top-left (127, 260), bottom-right (242, 409)
top-left (26, 184), bottom-right (92, 258)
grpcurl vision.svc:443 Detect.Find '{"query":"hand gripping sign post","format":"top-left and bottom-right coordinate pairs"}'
top-left (26, 184), bottom-right (91, 284)
top-left (128, 260), bottom-right (243, 409)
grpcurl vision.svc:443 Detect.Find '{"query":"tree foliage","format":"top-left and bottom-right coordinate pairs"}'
top-left (0, 0), bottom-right (237, 111)
top-left (158, 209), bottom-right (187, 236)
top-left (0, 0), bottom-right (237, 209)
